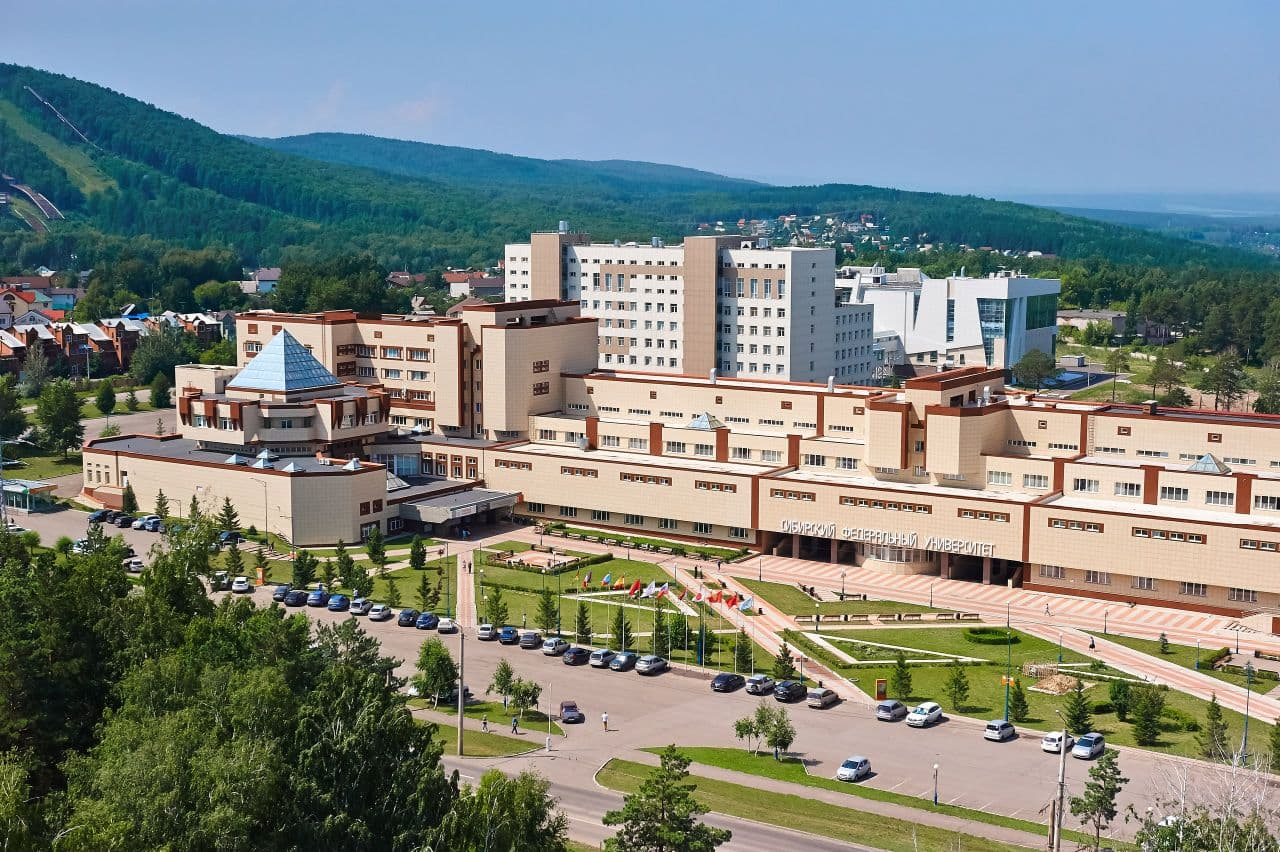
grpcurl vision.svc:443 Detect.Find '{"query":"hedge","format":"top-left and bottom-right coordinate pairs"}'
top-left (962, 627), bottom-right (1021, 646)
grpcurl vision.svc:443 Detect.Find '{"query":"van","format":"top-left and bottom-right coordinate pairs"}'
top-left (984, 719), bottom-right (1016, 742)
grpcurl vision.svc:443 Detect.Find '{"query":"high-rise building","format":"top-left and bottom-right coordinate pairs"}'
top-left (503, 228), bottom-right (874, 383)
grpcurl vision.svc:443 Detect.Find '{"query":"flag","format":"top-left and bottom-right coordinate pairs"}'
top-left (655, 583), bottom-right (670, 599)
top-left (708, 590), bottom-right (723, 604)
top-left (640, 581), bottom-right (657, 598)
top-left (628, 579), bottom-right (643, 597)
top-left (600, 573), bottom-right (612, 588)
top-left (738, 596), bottom-right (755, 612)
top-left (724, 592), bottom-right (739, 608)
top-left (581, 571), bottom-right (591, 589)
top-left (693, 589), bottom-right (705, 603)
top-left (614, 576), bottom-right (627, 590)
top-left (677, 586), bottom-right (687, 600)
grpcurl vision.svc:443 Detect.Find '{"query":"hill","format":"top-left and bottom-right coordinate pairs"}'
top-left (242, 132), bottom-right (760, 193)
top-left (0, 63), bottom-right (1269, 274)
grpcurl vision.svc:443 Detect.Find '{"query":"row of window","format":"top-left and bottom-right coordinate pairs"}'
top-left (494, 459), bottom-right (531, 470)
top-left (1240, 538), bottom-right (1280, 552)
top-left (560, 466), bottom-right (597, 478)
top-left (1132, 527), bottom-right (1206, 544)
top-left (986, 471), bottom-right (1048, 489)
top-left (1048, 518), bottom-right (1104, 533)
top-left (771, 488), bottom-right (816, 502)
top-left (695, 481), bottom-right (737, 493)
top-left (958, 508), bottom-right (1010, 522)
top-left (840, 496), bottom-right (931, 513)
top-left (619, 472), bottom-right (673, 486)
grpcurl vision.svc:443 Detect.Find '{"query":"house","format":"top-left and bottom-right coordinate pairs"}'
top-left (46, 287), bottom-right (85, 312)
top-left (98, 318), bottom-right (149, 371)
top-left (444, 296), bottom-right (488, 318)
top-left (448, 275), bottom-right (505, 299)
top-left (387, 271), bottom-right (427, 288)
top-left (252, 267), bottom-right (281, 294)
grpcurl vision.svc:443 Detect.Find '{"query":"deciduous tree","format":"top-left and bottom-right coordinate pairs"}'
top-left (484, 587), bottom-right (509, 628)
top-left (0, 376), bottom-right (27, 442)
top-left (488, 659), bottom-right (515, 704)
top-left (149, 372), bottom-right (172, 409)
top-left (1012, 348), bottom-right (1059, 390)
top-left (510, 677), bottom-right (542, 720)
top-left (95, 379), bottom-right (116, 419)
top-left (35, 379), bottom-right (83, 457)
top-left (414, 637), bottom-right (458, 706)
top-left (430, 770), bottom-right (569, 852)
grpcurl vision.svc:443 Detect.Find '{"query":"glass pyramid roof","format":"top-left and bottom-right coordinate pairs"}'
top-left (687, 412), bottom-right (724, 430)
top-left (227, 330), bottom-right (341, 392)
top-left (1186, 453), bottom-right (1231, 475)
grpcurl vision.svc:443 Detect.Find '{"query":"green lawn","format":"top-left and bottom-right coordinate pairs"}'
top-left (5, 449), bottom-right (82, 481)
top-left (85, 400), bottom-right (155, 419)
top-left (738, 578), bottom-right (941, 616)
top-left (477, 557), bottom-right (668, 593)
top-left (545, 525), bottom-right (745, 561)
top-left (596, 758), bottom-right (1028, 852)
top-left (416, 698), bottom-right (565, 737)
top-left (252, 554), bottom-right (460, 615)
top-left (489, 539), bottom-right (534, 552)
top-left (566, 843), bottom-right (597, 852)
top-left (1092, 633), bottom-right (1265, 690)
top-left (649, 747), bottom-right (1094, 847)
top-left (418, 718), bottom-right (535, 758)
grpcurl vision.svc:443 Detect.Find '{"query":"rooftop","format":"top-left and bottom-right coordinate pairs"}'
top-left (86, 435), bottom-right (382, 475)
top-left (226, 330), bottom-right (342, 393)
top-left (511, 441), bottom-right (769, 476)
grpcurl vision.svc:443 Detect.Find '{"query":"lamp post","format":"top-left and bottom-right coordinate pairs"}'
top-left (815, 602), bottom-right (820, 632)
top-left (799, 655), bottom-right (805, 684)
top-left (1103, 607), bottom-right (1109, 635)
top-left (1195, 638), bottom-right (1200, 671)
top-left (1004, 627), bottom-right (1012, 721)
top-left (928, 581), bottom-right (933, 608)
top-left (1006, 599), bottom-right (1012, 628)
top-left (1241, 661), bottom-right (1255, 762)
top-left (932, 763), bottom-right (939, 806)
top-left (1052, 709), bottom-right (1069, 852)
top-left (758, 553), bottom-right (763, 581)
top-left (556, 569), bottom-right (563, 636)
top-left (1234, 626), bottom-right (1241, 654)
top-left (1057, 631), bottom-right (1064, 664)
top-left (841, 569), bottom-right (847, 599)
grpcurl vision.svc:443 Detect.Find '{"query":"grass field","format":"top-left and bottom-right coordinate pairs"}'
top-left (647, 746), bottom-right (1095, 847)
top-left (546, 525), bottom-right (745, 561)
top-left (477, 557), bottom-right (670, 593)
top-left (738, 578), bottom-right (941, 616)
top-left (0, 97), bottom-right (117, 195)
top-left (418, 718), bottom-right (535, 758)
top-left (5, 448), bottom-right (82, 481)
top-left (1093, 632), bottom-right (1263, 690)
top-left (596, 758), bottom-right (1028, 852)
top-left (415, 698), bottom-right (566, 737)
top-left (84, 400), bottom-right (156, 419)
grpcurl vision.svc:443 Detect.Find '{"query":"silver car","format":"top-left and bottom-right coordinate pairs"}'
top-left (836, 755), bottom-right (871, 782)
top-left (636, 655), bottom-right (668, 675)
top-left (875, 699), bottom-right (908, 721)
top-left (806, 688), bottom-right (839, 708)
top-left (542, 637), bottom-right (569, 656)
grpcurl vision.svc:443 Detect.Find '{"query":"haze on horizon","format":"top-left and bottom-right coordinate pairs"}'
top-left (7, 1), bottom-right (1277, 199)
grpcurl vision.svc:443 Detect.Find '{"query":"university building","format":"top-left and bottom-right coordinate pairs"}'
top-left (80, 301), bottom-right (1280, 618)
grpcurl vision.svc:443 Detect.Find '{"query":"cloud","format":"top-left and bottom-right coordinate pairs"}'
top-left (390, 91), bottom-right (445, 126)
top-left (308, 80), bottom-right (349, 126)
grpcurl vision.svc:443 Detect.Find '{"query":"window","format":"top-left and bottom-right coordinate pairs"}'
top-left (600, 435), bottom-right (621, 448)
top-left (731, 447), bottom-right (752, 460)
top-left (532, 381), bottom-right (550, 396)
top-left (218, 417), bottom-right (233, 430)
top-left (692, 522), bottom-right (713, 535)
top-left (526, 502), bottom-right (546, 514)
top-left (987, 471), bottom-right (1012, 486)
top-left (537, 429), bottom-right (557, 441)
top-left (1205, 490), bottom-right (1234, 506)
top-left (695, 481), bottom-right (737, 493)
top-left (1223, 456), bottom-right (1255, 466)
top-left (558, 506), bottom-right (578, 518)
top-left (1007, 439), bottom-right (1037, 448)
top-left (1048, 443), bottom-right (1079, 451)
top-left (761, 449), bottom-right (782, 463)
top-left (1114, 482), bottom-right (1142, 497)
top-left (1073, 478), bottom-right (1099, 493)
top-left (1159, 486), bottom-right (1189, 502)
top-left (770, 489), bottom-right (816, 502)
top-left (836, 457), bottom-right (858, 470)
top-left (658, 518), bottom-right (678, 530)
top-left (694, 443), bottom-right (715, 456)
top-left (1255, 495), bottom-right (1280, 511)
top-left (1039, 565), bottom-right (1065, 580)
top-left (729, 527), bottom-right (750, 539)
top-left (624, 513), bottom-right (644, 525)
top-left (591, 510), bottom-right (610, 522)
top-left (664, 441), bottom-right (686, 454)
top-left (560, 466), bottom-right (598, 478)
top-left (1229, 587), bottom-right (1258, 603)
top-left (802, 454), bottom-right (826, 467)
top-left (1133, 577), bottom-right (1157, 591)
top-left (1095, 446), bottom-right (1125, 455)
top-left (1023, 474), bottom-right (1049, 490)
top-left (1179, 582), bottom-right (1207, 597)
top-left (1137, 449), bottom-right (1168, 458)
top-left (1084, 571), bottom-right (1111, 585)
top-left (531, 359), bottom-right (550, 373)
top-left (628, 438), bottom-right (648, 450)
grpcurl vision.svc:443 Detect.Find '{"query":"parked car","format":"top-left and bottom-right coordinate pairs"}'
top-left (114, 540), bottom-right (136, 558)
top-left (563, 646), bottom-right (591, 665)
top-left (4, 521), bottom-right (26, 534)
top-left (307, 588), bottom-right (331, 607)
top-left (906, 702), bottom-right (943, 728)
top-left (122, 557), bottom-right (144, 573)
top-left (609, 651), bottom-right (639, 671)
top-left (415, 611), bottom-right (440, 630)
top-left (114, 516), bottom-right (135, 528)
top-left (143, 518), bottom-right (165, 533)
top-left (589, 648), bottom-right (617, 668)
top-left (498, 626), bottom-right (520, 644)
top-left (230, 576), bottom-right (252, 593)
top-left (984, 719), bottom-right (1017, 742)
top-left (437, 617), bottom-right (457, 633)
top-left (636, 655), bottom-right (668, 675)
top-left (103, 511), bottom-right (124, 524)
top-left (272, 584), bottom-right (292, 602)
top-left (773, 681), bottom-right (806, 702)
top-left (1041, 731), bottom-right (1074, 754)
top-left (71, 538), bottom-right (91, 554)
top-left (369, 604), bottom-right (394, 622)
top-left (397, 608), bottom-right (421, 627)
top-left (836, 756), bottom-right (872, 782)
top-left (745, 674), bottom-right (775, 695)
top-left (211, 571), bottom-right (231, 591)
top-left (327, 594), bottom-right (350, 612)
top-left (518, 631), bottom-right (543, 649)
top-left (218, 531), bottom-right (245, 547)
top-left (477, 623), bottom-right (496, 640)
top-left (542, 637), bottom-right (570, 656)
top-left (284, 590), bottom-right (308, 607)
top-left (559, 700), bottom-right (585, 724)
top-left (1072, 732), bottom-right (1106, 760)
top-left (711, 673), bottom-right (746, 693)
top-left (807, 687), bottom-right (839, 708)
top-left (131, 515), bottom-right (160, 530)
top-left (876, 700), bottom-right (908, 722)
top-left (350, 598), bottom-right (373, 616)
top-left (87, 509), bottom-right (111, 524)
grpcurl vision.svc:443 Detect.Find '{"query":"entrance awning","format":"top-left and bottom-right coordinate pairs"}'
top-left (397, 487), bottom-right (518, 524)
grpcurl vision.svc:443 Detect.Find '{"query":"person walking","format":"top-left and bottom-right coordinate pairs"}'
top-left (481, 715), bottom-right (489, 733)
top-left (601, 711), bottom-right (609, 732)
top-left (511, 716), bottom-right (519, 734)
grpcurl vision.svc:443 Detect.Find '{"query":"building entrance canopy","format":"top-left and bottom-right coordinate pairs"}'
top-left (398, 488), bottom-right (518, 524)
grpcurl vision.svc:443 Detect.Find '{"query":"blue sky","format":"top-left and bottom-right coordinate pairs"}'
top-left (8, 1), bottom-right (1277, 195)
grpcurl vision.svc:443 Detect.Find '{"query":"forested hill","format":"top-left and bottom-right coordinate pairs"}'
top-left (0, 62), bottom-right (1269, 274)
top-left (242, 132), bottom-right (761, 193)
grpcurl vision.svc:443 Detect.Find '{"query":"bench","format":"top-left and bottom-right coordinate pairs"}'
top-left (795, 614), bottom-right (814, 623)
top-left (934, 612), bottom-right (957, 621)
top-left (900, 613), bottom-right (923, 622)
top-left (958, 612), bottom-right (981, 621)
top-left (844, 614), bottom-right (871, 624)
top-left (657, 546), bottom-right (674, 554)
top-left (585, 536), bottom-right (599, 543)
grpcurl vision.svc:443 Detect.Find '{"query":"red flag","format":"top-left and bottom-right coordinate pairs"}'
top-left (678, 587), bottom-right (688, 600)
top-left (613, 575), bottom-right (627, 590)
top-left (724, 593), bottom-right (739, 608)
top-left (708, 590), bottom-right (723, 604)
top-left (628, 579), bottom-right (643, 597)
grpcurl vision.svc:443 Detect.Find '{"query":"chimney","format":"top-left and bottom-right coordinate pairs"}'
top-left (826, 376), bottom-right (835, 392)
top-left (1144, 399), bottom-right (1158, 416)
top-left (558, 220), bottom-right (569, 234)
top-left (709, 368), bottom-right (717, 385)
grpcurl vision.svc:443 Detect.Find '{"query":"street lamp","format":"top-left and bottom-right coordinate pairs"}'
top-left (1241, 661), bottom-right (1255, 762)
top-left (928, 581), bottom-right (934, 608)
top-left (1004, 627), bottom-right (1012, 720)
top-left (1052, 709), bottom-right (1069, 852)
top-left (1234, 626), bottom-right (1241, 654)
top-left (841, 569), bottom-right (847, 599)
top-left (1103, 607), bottom-right (1109, 635)
top-left (1057, 631), bottom-right (1064, 664)
top-left (932, 763), bottom-right (939, 806)
top-left (758, 553), bottom-right (763, 581)
top-left (1195, 638), bottom-right (1200, 671)
top-left (1006, 600), bottom-right (1012, 628)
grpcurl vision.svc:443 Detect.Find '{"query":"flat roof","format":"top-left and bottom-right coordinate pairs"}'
top-left (775, 469), bottom-right (1043, 503)
top-left (511, 442), bottom-right (769, 475)
top-left (86, 436), bottom-right (381, 475)
top-left (1075, 455), bottom-right (1280, 481)
top-left (1043, 494), bottom-right (1280, 529)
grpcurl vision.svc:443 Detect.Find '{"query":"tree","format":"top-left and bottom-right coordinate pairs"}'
top-left (121, 482), bottom-right (138, 514)
top-left (418, 570), bottom-right (438, 612)
top-left (224, 540), bottom-right (244, 577)
top-left (1130, 683), bottom-right (1166, 747)
top-left (385, 577), bottom-right (402, 608)
top-left (1008, 678), bottom-right (1030, 723)
top-left (346, 555), bottom-right (372, 599)
top-left (1063, 680), bottom-right (1093, 735)
top-left (1199, 693), bottom-right (1229, 761)
top-left (602, 745), bottom-right (731, 852)
top-left (254, 549), bottom-right (268, 584)
top-left (154, 415), bottom-right (167, 436)
top-left (1149, 349), bottom-right (1184, 398)
top-left (409, 534), bottom-right (426, 570)
top-left (488, 659), bottom-right (515, 704)
top-left (1158, 632), bottom-right (1170, 654)
top-left (537, 587), bottom-right (558, 635)
top-left (216, 496), bottom-right (240, 532)
top-left (763, 706), bottom-right (796, 758)
top-left (1254, 362), bottom-right (1280, 414)
top-left (1108, 680), bottom-right (1132, 723)
top-left (35, 379), bottom-right (83, 457)
top-left (291, 549), bottom-right (318, 588)
top-left (430, 770), bottom-right (569, 852)
top-left (125, 388), bottom-right (139, 412)
top-left (770, 641), bottom-right (798, 680)
top-left (149, 372), bottom-right (172, 408)
top-left (484, 587), bottom-right (510, 627)
top-left (154, 489), bottom-right (170, 519)
top-left (574, 600), bottom-right (592, 644)
top-left (733, 629), bottom-right (753, 673)
top-left (733, 715), bottom-right (760, 754)
top-left (0, 376), bottom-right (28, 442)
top-left (1197, 350), bottom-right (1247, 411)
top-left (320, 558), bottom-right (336, 591)
top-left (1269, 715), bottom-right (1280, 773)
top-left (610, 604), bottom-right (632, 652)
top-left (944, 661), bottom-right (970, 713)
top-left (19, 344), bottom-right (51, 398)
top-left (414, 637), bottom-right (459, 706)
top-left (365, 526), bottom-right (386, 575)
top-left (510, 678), bottom-right (543, 720)
top-left (95, 379), bottom-right (116, 419)
top-left (128, 325), bottom-right (198, 385)
top-left (889, 652), bottom-right (913, 700)
top-left (648, 599), bottom-right (670, 656)
top-left (1104, 347), bottom-right (1131, 402)
top-left (187, 494), bottom-right (201, 521)
top-left (1069, 749), bottom-right (1128, 852)
top-left (1011, 348), bottom-right (1059, 390)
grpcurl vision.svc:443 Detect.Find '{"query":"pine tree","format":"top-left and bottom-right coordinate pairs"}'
top-left (385, 577), bottom-right (402, 609)
top-left (121, 483), bottom-right (138, 514)
top-left (1069, 749), bottom-right (1128, 852)
top-left (125, 388), bottom-right (139, 412)
top-left (1199, 693), bottom-right (1229, 761)
top-left (574, 600), bottom-right (592, 644)
top-left (150, 372), bottom-right (172, 408)
top-left (154, 489), bottom-right (170, 519)
top-left (291, 550), bottom-right (318, 589)
top-left (216, 497), bottom-right (240, 532)
top-left (347, 556), bottom-right (372, 599)
top-left (254, 550), bottom-right (268, 584)
top-left (1158, 632), bottom-right (1170, 654)
top-left (320, 559), bottom-right (336, 591)
top-left (418, 571), bottom-right (435, 612)
top-left (1129, 684), bottom-right (1165, 747)
top-left (944, 661), bottom-right (970, 713)
top-left (1008, 678), bottom-right (1030, 723)
top-left (95, 379), bottom-right (116, 419)
top-left (224, 543), bottom-right (244, 577)
top-left (409, 534), bottom-right (426, 570)
top-left (365, 527), bottom-right (386, 575)
top-left (889, 652), bottom-right (913, 700)
top-left (770, 641), bottom-right (798, 680)
top-left (649, 599), bottom-right (669, 656)
top-left (334, 540), bottom-right (355, 588)
top-left (1063, 680), bottom-right (1093, 734)
top-left (602, 745), bottom-right (732, 852)
top-left (484, 587), bottom-right (509, 627)
top-left (610, 605), bottom-right (631, 652)
top-left (733, 628), bottom-right (753, 673)
top-left (188, 494), bottom-right (201, 521)
top-left (536, 588), bottom-right (558, 635)
top-left (1108, 680), bottom-right (1132, 723)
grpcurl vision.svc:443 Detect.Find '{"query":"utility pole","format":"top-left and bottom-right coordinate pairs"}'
top-left (457, 632), bottom-right (465, 756)
top-left (1053, 711), bottom-right (1068, 852)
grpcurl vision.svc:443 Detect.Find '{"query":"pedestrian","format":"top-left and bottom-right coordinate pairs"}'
top-left (773, 744), bottom-right (780, 761)
top-left (1088, 637), bottom-right (1096, 650)
top-left (602, 711), bottom-right (609, 732)
top-left (502, 694), bottom-right (508, 711)
top-left (481, 715), bottom-right (489, 733)
top-left (1044, 602), bottom-right (1051, 616)
top-left (511, 716), bottom-right (519, 734)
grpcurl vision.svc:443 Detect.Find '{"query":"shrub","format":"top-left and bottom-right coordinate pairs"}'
top-left (962, 627), bottom-right (1021, 646)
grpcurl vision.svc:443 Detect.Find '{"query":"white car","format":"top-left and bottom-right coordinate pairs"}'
top-left (1041, 731), bottom-right (1074, 754)
top-left (122, 557), bottom-right (144, 573)
top-left (635, 655), bottom-right (668, 675)
top-left (542, 637), bottom-right (569, 655)
top-left (906, 701), bottom-right (943, 727)
top-left (477, 623), bottom-right (496, 640)
top-left (230, 576), bottom-right (252, 593)
top-left (436, 617), bottom-right (457, 633)
top-left (836, 755), bottom-right (871, 782)
top-left (131, 515), bottom-right (161, 530)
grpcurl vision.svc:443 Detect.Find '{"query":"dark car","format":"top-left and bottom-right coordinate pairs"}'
top-left (562, 646), bottom-right (591, 666)
top-left (327, 594), bottom-right (350, 612)
top-left (498, 626), bottom-right (520, 645)
top-left (350, 598), bottom-right (373, 616)
top-left (87, 509), bottom-right (111, 524)
top-left (397, 608), bottom-right (421, 627)
top-left (518, 631), bottom-right (543, 649)
top-left (306, 589), bottom-right (331, 607)
top-left (218, 531), bottom-right (244, 547)
top-left (272, 584), bottom-right (292, 602)
top-left (284, 590), bottom-right (308, 607)
top-left (415, 611), bottom-right (440, 630)
top-left (143, 518), bottom-right (166, 533)
top-left (104, 510), bottom-right (124, 524)
top-left (711, 673), bottom-right (746, 693)
top-left (773, 680), bottom-right (806, 702)
top-left (559, 701), bottom-right (585, 724)
top-left (114, 515), bottom-right (136, 528)
top-left (609, 651), bottom-right (639, 672)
